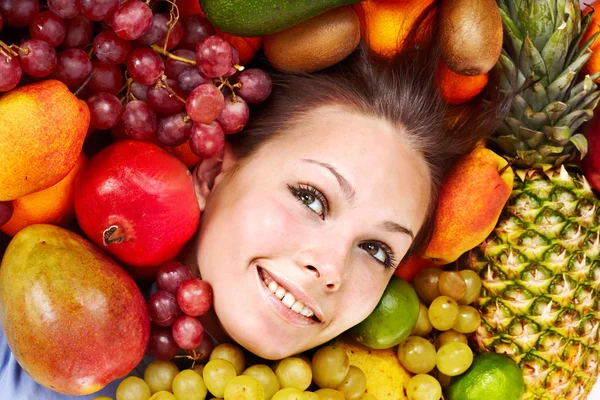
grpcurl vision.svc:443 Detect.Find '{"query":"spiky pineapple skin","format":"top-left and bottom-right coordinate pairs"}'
top-left (464, 167), bottom-right (600, 399)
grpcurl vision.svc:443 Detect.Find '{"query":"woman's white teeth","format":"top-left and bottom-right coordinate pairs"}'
top-left (265, 278), bottom-right (315, 318)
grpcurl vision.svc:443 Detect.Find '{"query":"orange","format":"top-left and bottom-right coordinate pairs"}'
top-left (165, 140), bottom-right (202, 169)
top-left (216, 29), bottom-right (263, 65)
top-left (353, 0), bottom-right (435, 58)
top-left (394, 253), bottom-right (438, 283)
top-left (437, 61), bottom-right (489, 104)
top-left (581, 1), bottom-right (600, 82)
top-left (1, 153), bottom-right (87, 237)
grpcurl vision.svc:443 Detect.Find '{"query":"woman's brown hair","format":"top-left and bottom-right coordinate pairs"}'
top-left (227, 2), bottom-right (511, 261)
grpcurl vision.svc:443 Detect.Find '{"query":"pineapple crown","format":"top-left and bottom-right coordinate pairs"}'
top-left (493, 0), bottom-right (600, 170)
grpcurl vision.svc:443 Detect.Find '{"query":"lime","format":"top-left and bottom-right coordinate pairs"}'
top-left (350, 276), bottom-right (419, 349)
top-left (446, 352), bottom-right (524, 400)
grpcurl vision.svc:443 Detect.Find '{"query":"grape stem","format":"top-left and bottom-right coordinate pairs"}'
top-left (174, 349), bottom-right (203, 368)
top-left (0, 41), bottom-right (18, 57)
top-left (162, 0), bottom-right (180, 54)
top-left (73, 72), bottom-right (95, 97)
top-left (150, 44), bottom-right (196, 65)
top-left (157, 74), bottom-right (187, 103)
top-left (215, 76), bottom-right (242, 103)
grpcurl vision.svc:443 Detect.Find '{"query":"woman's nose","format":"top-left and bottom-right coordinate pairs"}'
top-left (295, 247), bottom-right (348, 292)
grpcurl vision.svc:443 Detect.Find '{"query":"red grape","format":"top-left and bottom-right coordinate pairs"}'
top-left (87, 92), bottom-right (122, 130)
top-left (157, 19), bottom-right (183, 51)
top-left (217, 95), bottom-right (249, 134)
top-left (0, 0), bottom-right (39, 27)
top-left (130, 81), bottom-right (149, 100)
top-left (47, 0), bottom-right (80, 20)
top-left (178, 67), bottom-right (209, 94)
top-left (29, 11), bottom-right (67, 47)
top-left (147, 325), bottom-right (179, 361)
top-left (18, 39), bottom-right (57, 78)
top-left (147, 80), bottom-right (185, 114)
top-left (0, 13), bottom-right (3, 32)
top-left (0, 53), bottom-right (22, 92)
top-left (111, 0), bottom-right (152, 40)
top-left (122, 100), bottom-right (157, 140)
top-left (0, 201), bottom-right (14, 226)
top-left (156, 261), bottom-right (193, 294)
top-left (89, 61), bottom-right (123, 94)
top-left (80, 0), bottom-right (118, 21)
top-left (136, 13), bottom-right (168, 46)
top-left (176, 279), bottom-right (213, 317)
top-left (224, 47), bottom-right (240, 78)
top-left (189, 121), bottom-right (225, 159)
top-left (93, 29), bottom-right (130, 65)
top-left (52, 48), bottom-right (92, 88)
top-left (235, 69), bottom-right (272, 104)
top-left (156, 112), bottom-right (193, 147)
top-left (62, 14), bottom-right (93, 48)
top-left (126, 48), bottom-right (164, 85)
top-left (172, 316), bottom-right (204, 350)
top-left (193, 336), bottom-right (214, 363)
top-left (165, 49), bottom-right (195, 79)
top-left (180, 15), bottom-right (214, 51)
top-left (186, 83), bottom-right (224, 124)
top-left (195, 35), bottom-right (233, 78)
top-left (147, 290), bottom-right (181, 327)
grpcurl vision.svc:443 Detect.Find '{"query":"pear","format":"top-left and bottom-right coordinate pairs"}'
top-left (0, 224), bottom-right (150, 395)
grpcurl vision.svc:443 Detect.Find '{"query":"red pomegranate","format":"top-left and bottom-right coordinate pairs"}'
top-left (74, 140), bottom-right (200, 268)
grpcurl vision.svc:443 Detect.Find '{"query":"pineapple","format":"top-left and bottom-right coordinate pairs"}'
top-left (462, 1), bottom-right (600, 399)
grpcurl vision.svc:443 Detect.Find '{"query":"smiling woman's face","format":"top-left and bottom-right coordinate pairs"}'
top-left (195, 106), bottom-right (431, 359)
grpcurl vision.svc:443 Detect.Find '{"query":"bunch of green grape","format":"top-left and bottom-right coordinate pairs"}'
top-left (399, 268), bottom-right (483, 400)
top-left (98, 343), bottom-right (378, 400)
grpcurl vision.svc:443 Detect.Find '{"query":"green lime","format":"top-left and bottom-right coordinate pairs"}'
top-left (446, 352), bottom-right (524, 400)
top-left (350, 276), bottom-right (419, 349)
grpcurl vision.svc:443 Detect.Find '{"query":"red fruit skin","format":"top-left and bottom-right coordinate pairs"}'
top-left (584, 114), bottom-right (600, 192)
top-left (74, 140), bottom-right (200, 268)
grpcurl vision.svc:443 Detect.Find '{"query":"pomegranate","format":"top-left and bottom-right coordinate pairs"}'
top-left (74, 140), bottom-right (200, 268)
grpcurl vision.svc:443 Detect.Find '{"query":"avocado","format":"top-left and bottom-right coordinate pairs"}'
top-left (200, 0), bottom-right (362, 37)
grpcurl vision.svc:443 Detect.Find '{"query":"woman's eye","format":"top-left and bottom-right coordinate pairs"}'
top-left (361, 242), bottom-right (387, 263)
top-left (288, 184), bottom-right (328, 218)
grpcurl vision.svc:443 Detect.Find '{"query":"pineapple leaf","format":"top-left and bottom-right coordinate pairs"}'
top-left (542, 126), bottom-right (571, 145)
top-left (491, 135), bottom-right (519, 156)
top-left (500, 7), bottom-right (524, 55)
top-left (570, 74), bottom-right (595, 98)
top-left (523, 108), bottom-right (550, 130)
top-left (580, 91), bottom-right (600, 111)
top-left (520, 35), bottom-right (549, 86)
top-left (556, 109), bottom-right (594, 128)
top-left (516, 0), bottom-right (557, 52)
top-left (512, 95), bottom-right (530, 120)
top-left (520, 127), bottom-right (546, 148)
top-left (522, 81), bottom-right (550, 112)
top-left (570, 133), bottom-right (588, 159)
top-left (541, 17), bottom-right (573, 83)
top-left (544, 101), bottom-right (568, 125)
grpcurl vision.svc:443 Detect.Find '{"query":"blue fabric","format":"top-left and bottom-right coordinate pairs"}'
top-left (0, 323), bottom-right (148, 400)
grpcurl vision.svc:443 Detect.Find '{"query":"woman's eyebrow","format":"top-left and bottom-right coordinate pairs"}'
top-left (379, 221), bottom-right (414, 240)
top-left (301, 158), bottom-right (356, 204)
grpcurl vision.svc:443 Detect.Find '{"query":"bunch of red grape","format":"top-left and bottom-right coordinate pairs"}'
top-left (146, 260), bottom-right (215, 363)
top-left (0, 0), bottom-right (272, 159)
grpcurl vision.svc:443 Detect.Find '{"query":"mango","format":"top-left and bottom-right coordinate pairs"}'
top-left (335, 334), bottom-right (411, 400)
top-left (0, 80), bottom-right (89, 201)
top-left (0, 224), bottom-right (150, 395)
top-left (423, 147), bottom-right (514, 264)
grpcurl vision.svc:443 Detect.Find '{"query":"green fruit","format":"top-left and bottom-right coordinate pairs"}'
top-left (350, 276), bottom-right (419, 349)
top-left (199, 0), bottom-right (361, 37)
top-left (446, 353), bottom-right (524, 400)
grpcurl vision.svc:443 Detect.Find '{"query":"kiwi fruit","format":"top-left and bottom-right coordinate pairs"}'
top-left (440, 0), bottom-right (503, 76)
top-left (263, 6), bottom-right (361, 74)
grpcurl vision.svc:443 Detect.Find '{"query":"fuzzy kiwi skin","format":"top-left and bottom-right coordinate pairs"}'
top-left (200, 0), bottom-right (361, 37)
top-left (440, 0), bottom-right (503, 76)
top-left (263, 6), bottom-right (361, 74)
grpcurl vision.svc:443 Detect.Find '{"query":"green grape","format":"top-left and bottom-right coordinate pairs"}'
top-left (304, 392), bottom-right (320, 400)
top-left (428, 296), bottom-right (459, 331)
top-left (411, 303), bottom-right (433, 337)
top-left (211, 343), bottom-right (247, 375)
top-left (335, 365), bottom-right (366, 400)
top-left (397, 336), bottom-right (436, 374)
top-left (405, 374), bottom-right (441, 400)
top-left (204, 359), bottom-right (238, 398)
top-left (438, 271), bottom-right (466, 302)
top-left (458, 270), bottom-right (482, 305)
top-left (436, 342), bottom-right (473, 377)
top-left (413, 268), bottom-right (442, 305)
top-left (94, 397), bottom-right (114, 400)
top-left (275, 357), bottom-right (313, 391)
top-left (314, 389), bottom-right (345, 400)
top-left (193, 364), bottom-right (205, 377)
top-left (144, 360), bottom-right (180, 394)
top-left (116, 376), bottom-right (151, 400)
top-left (434, 370), bottom-right (452, 387)
top-left (243, 364), bottom-right (280, 400)
top-left (296, 354), bottom-right (312, 369)
top-left (359, 394), bottom-right (378, 400)
top-left (149, 391), bottom-right (177, 400)
top-left (271, 388), bottom-right (306, 400)
top-left (311, 346), bottom-right (350, 389)
top-left (224, 375), bottom-right (265, 400)
top-left (452, 305), bottom-right (481, 334)
top-left (434, 330), bottom-right (467, 350)
top-left (172, 369), bottom-right (208, 400)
